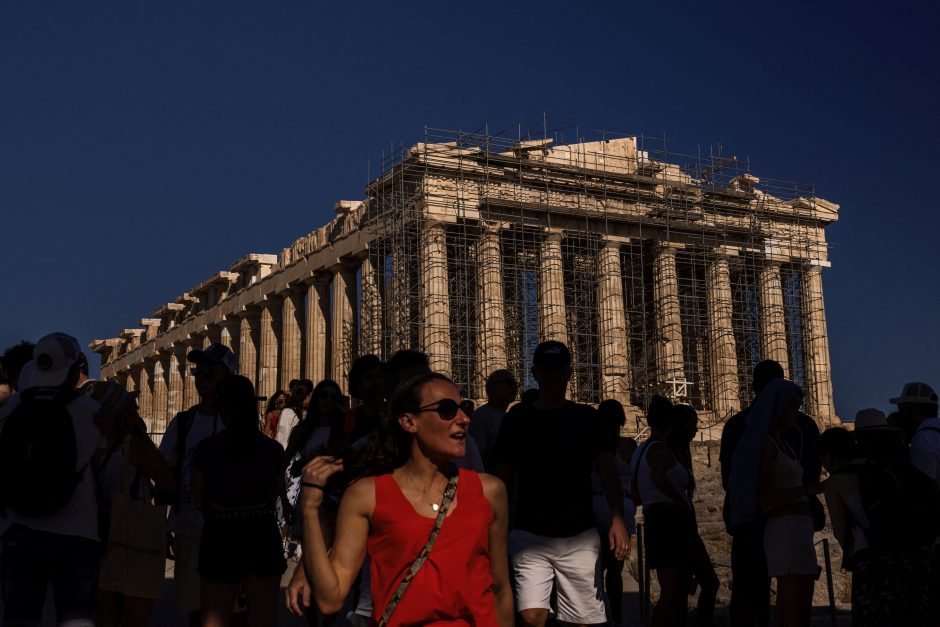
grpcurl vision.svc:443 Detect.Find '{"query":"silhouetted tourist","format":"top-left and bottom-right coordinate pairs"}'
top-left (470, 369), bottom-right (518, 472)
top-left (343, 354), bottom-right (386, 445)
top-left (495, 341), bottom-right (628, 627)
top-left (76, 352), bottom-right (96, 394)
top-left (192, 375), bottom-right (286, 627)
top-left (89, 381), bottom-right (174, 627)
top-left (592, 399), bottom-right (636, 625)
top-left (720, 360), bottom-right (823, 627)
top-left (158, 342), bottom-right (237, 625)
top-left (890, 382), bottom-right (940, 624)
top-left (262, 389), bottom-right (289, 438)
top-left (0, 339), bottom-right (35, 394)
top-left (275, 379), bottom-right (313, 449)
top-left (730, 379), bottom-right (818, 627)
top-left (632, 396), bottom-right (710, 627)
top-left (0, 333), bottom-right (103, 626)
top-left (299, 372), bottom-right (513, 625)
top-left (520, 387), bottom-right (539, 405)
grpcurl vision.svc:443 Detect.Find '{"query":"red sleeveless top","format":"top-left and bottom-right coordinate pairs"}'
top-left (368, 469), bottom-right (497, 627)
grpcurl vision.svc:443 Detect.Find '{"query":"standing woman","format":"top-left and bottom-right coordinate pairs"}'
top-left (276, 380), bottom-right (314, 449)
top-left (300, 373), bottom-right (513, 626)
top-left (262, 390), bottom-right (289, 439)
top-left (632, 396), bottom-right (708, 627)
top-left (732, 379), bottom-right (818, 627)
top-left (192, 376), bottom-right (286, 627)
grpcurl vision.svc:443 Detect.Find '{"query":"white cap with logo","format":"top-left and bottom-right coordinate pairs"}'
top-left (17, 332), bottom-right (83, 391)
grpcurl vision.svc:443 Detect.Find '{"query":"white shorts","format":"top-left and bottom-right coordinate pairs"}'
top-left (763, 515), bottom-right (818, 576)
top-left (509, 528), bottom-right (606, 624)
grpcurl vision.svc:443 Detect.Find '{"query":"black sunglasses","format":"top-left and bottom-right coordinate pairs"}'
top-left (415, 399), bottom-right (474, 421)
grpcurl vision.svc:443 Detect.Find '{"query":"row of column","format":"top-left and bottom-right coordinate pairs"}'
top-left (123, 223), bottom-right (836, 434)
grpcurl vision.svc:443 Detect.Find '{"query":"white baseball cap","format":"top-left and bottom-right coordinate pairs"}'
top-left (18, 332), bottom-right (83, 390)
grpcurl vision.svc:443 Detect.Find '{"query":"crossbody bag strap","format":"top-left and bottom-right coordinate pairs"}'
top-left (377, 469), bottom-right (460, 627)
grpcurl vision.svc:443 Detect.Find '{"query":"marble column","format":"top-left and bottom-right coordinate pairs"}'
top-left (476, 222), bottom-right (508, 388)
top-left (151, 355), bottom-right (169, 434)
top-left (331, 263), bottom-right (357, 391)
top-left (138, 362), bottom-right (154, 433)
top-left (167, 350), bottom-right (184, 419)
top-left (304, 278), bottom-right (329, 384)
top-left (359, 253), bottom-right (383, 357)
top-left (706, 251), bottom-right (740, 418)
top-left (218, 318), bottom-right (239, 352)
top-left (258, 300), bottom-right (280, 399)
top-left (538, 229), bottom-right (568, 344)
top-left (181, 340), bottom-right (198, 409)
top-left (597, 238), bottom-right (631, 405)
top-left (801, 264), bottom-right (836, 427)
top-left (280, 290), bottom-right (302, 388)
top-left (419, 222), bottom-right (452, 376)
top-left (654, 244), bottom-right (685, 383)
top-left (759, 261), bottom-right (790, 377)
top-left (238, 311), bottom-right (260, 388)
top-left (390, 248), bottom-right (412, 353)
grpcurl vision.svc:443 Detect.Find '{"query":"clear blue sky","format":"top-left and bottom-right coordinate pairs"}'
top-left (2, 1), bottom-right (937, 421)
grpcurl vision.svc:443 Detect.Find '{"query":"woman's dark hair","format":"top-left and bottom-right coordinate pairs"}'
top-left (818, 427), bottom-right (857, 462)
top-left (284, 379), bottom-right (343, 462)
top-left (347, 372), bottom-right (452, 478)
top-left (598, 399), bottom-right (626, 448)
top-left (646, 394), bottom-right (676, 430)
top-left (264, 389), bottom-right (288, 414)
top-left (217, 375), bottom-right (261, 435)
top-left (286, 379), bottom-right (313, 414)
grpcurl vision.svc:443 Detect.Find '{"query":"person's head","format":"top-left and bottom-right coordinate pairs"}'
top-left (891, 382), bottom-right (938, 436)
top-left (854, 408), bottom-right (903, 458)
top-left (288, 379), bottom-right (301, 393)
top-left (763, 379), bottom-right (804, 434)
top-left (17, 333), bottom-right (83, 392)
top-left (672, 404), bottom-right (699, 443)
top-left (287, 379), bottom-right (314, 412)
top-left (265, 389), bottom-right (289, 414)
top-left (391, 372), bottom-right (472, 465)
top-left (752, 360), bottom-right (785, 397)
top-left (216, 375), bottom-right (261, 433)
top-left (85, 381), bottom-right (140, 439)
top-left (385, 350), bottom-right (431, 394)
top-left (309, 379), bottom-right (343, 421)
top-left (817, 427), bottom-right (856, 473)
top-left (598, 399), bottom-right (627, 447)
top-left (646, 394), bottom-right (676, 432)
top-left (1, 340), bottom-right (36, 393)
top-left (348, 354), bottom-right (385, 402)
top-left (530, 341), bottom-right (572, 397)
top-left (485, 369), bottom-right (518, 408)
top-left (187, 343), bottom-right (237, 401)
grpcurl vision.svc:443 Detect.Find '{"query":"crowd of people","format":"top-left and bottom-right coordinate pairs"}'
top-left (1, 332), bottom-right (939, 627)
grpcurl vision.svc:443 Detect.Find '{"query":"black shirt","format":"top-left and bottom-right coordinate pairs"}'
top-left (494, 401), bottom-right (605, 537)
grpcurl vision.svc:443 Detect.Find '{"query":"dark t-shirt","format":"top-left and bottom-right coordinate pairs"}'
top-left (194, 430), bottom-right (285, 508)
top-left (494, 401), bottom-right (604, 537)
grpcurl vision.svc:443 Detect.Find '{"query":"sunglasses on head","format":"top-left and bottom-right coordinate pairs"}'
top-left (415, 398), bottom-right (474, 421)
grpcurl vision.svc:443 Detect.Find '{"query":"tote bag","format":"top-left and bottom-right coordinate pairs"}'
top-left (98, 446), bottom-right (168, 599)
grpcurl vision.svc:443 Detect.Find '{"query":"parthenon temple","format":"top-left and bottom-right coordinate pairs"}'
top-left (92, 127), bottom-right (839, 436)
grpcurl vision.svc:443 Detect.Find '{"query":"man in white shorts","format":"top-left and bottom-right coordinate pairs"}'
top-left (494, 341), bottom-right (629, 627)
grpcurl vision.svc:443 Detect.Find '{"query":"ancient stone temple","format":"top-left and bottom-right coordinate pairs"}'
top-left (92, 128), bottom-right (839, 437)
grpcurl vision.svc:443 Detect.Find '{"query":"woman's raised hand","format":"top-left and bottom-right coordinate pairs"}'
top-left (300, 456), bottom-right (344, 510)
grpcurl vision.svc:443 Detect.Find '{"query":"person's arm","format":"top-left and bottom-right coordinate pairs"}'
top-left (285, 559), bottom-right (312, 617)
top-left (823, 475), bottom-right (849, 553)
top-left (911, 433), bottom-right (938, 480)
top-left (491, 408), bottom-right (518, 503)
top-left (158, 414), bottom-right (179, 466)
top-left (480, 474), bottom-right (514, 627)
top-left (126, 416), bottom-right (175, 492)
top-left (595, 450), bottom-right (630, 560)
top-left (301, 457), bottom-right (372, 615)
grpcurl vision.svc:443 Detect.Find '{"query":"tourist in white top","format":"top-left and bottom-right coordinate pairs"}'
top-left (276, 380), bottom-right (313, 450)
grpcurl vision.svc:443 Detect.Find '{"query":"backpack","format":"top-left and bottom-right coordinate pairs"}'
top-left (839, 457), bottom-right (940, 553)
top-left (0, 387), bottom-right (85, 517)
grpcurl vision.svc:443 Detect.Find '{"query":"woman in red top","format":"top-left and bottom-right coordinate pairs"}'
top-left (300, 372), bottom-right (513, 626)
